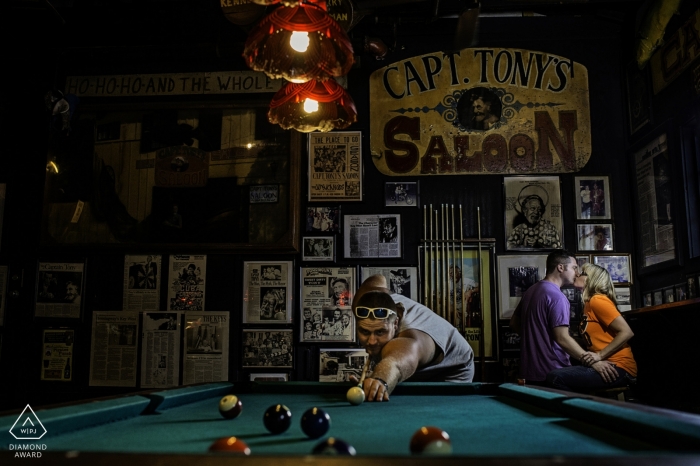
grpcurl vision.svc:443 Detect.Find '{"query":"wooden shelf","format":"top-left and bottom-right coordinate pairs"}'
top-left (624, 297), bottom-right (700, 315)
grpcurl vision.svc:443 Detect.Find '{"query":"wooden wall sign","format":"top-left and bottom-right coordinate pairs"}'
top-left (369, 48), bottom-right (592, 175)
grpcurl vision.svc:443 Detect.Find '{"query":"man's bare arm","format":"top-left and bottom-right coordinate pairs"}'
top-left (552, 326), bottom-right (588, 362)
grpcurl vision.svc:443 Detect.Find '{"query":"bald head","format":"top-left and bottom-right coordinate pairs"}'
top-left (352, 274), bottom-right (391, 312)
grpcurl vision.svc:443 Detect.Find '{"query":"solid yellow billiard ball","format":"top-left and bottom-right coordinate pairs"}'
top-left (346, 386), bottom-right (365, 405)
top-left (219, 395), bottom-right (243, 419)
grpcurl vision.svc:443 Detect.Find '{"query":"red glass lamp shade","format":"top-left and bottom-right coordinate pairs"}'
top-left (243, 3), bottom-right (354, 83)
top-left (268, 79), bottom-right (357, 132)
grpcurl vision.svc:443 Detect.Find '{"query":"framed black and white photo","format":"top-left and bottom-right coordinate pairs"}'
top-left (360, 266), bottom-right (418, 300)
top-left (300, 267), bottom-right (356, 343)
top-left (242, 261), bottom-right (293, 323)
top-left (308, 131), bottom-right (362, 202)
top-left (249, 373), bottom-right (288, 382)
top-left (663, 286), bottom-right (675, 304)
top-left (653, 289), bottom-right (664, 306)
top-left (504, 176), bottom-right (563, 251)
top-left (302, 237), bottom-right (335, 262)
top-left (242, 329), bottom-right (293, 368)
top-left (305, 206), bottom-right (341, 233)
top-left (675, 283), bottom-right (688, 302)
top-left (35, 260), bottom-right (86, 319)
top-left (687, 275), bottom-right (698, 299)
top-left (575, 255), bottom-right (591, 268)
top-left (384, 181), bottom-right (419, 207)
top-left (343, 214), bottom-right (401, 259)
top-left (577, 224), bottom-right (614, 252)
top-left (616, 286), bottom-right (632, 312)
top-left (574, 176), bottom-right (611, 220)
top-left (319, 348), bottom-right (369, 382)
top-left (497, 254), bottom-right (547, 319)
top-left (643, 292), bottom-right (653, 307)
top-left (592, 254), bottom-right (632, 285)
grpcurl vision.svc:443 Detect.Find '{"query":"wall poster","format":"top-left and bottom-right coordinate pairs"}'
top-left (308, 131), bottom-right (362, 201)
top-left (41, 328), bottom-right (75, 382)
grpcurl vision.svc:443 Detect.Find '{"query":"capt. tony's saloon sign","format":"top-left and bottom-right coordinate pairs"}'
top-left (369, 48), bottom-right (591, 175)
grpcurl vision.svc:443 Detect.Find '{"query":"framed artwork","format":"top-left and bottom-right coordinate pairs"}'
top-left (360, 266), bottom-right (418, 301)
top-left (343, 214), bottom-right (401, 259)
top-left (663, 287), bottom-right (675, 304)
top-left (504, 176), bottom-right (563, 251)
top-left (574, 176), bottom-right (611, 220)
top-left (308, 131), bottom-right (362, 202)
top-left (616, 286), bottom-right (632, 312)
top-left (242, 329), bottom-right (293, 368)
top-left (643, 292), bottom-right (653, 307)
top-left (302, 237), bottom-right (335, 262)
top-left (675, 283), bottom-right (688, 302)
top-left (592, 254), bottom-right (632, 285)
top-left (319, 348), bottom-right (369, 382)
top-left (499, 324), bottom-right (520, 352)
top-left (305, 206), bottom-right (341, 233)
top-left (242, 261), bottom-right (293, 323)
top-left (300, 267), bottom-right (356, 343)
top-left (384, 182), bottom-right (419, 207)
top-left (629, 121), bottom-right (681, 274)
top-left (249, 373), bottom-right (288, 382)
top-left (496, 254), bottom-right (548, 319)
top-left (687, 275), bottom-right (698, 299)
top-left (625, 60), bottom-right (652, 136)
top-left (35, 260), bottom-right (86, 319)
top-left (577, 224), bottom-right (614, 252)
top-left (575, 255), bottom-right (591, 268)
top-left (652, 289), bottom-right (664, 306)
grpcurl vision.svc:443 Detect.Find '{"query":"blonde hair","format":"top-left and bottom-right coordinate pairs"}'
top-left (581, 263), bottom-right (617, 305)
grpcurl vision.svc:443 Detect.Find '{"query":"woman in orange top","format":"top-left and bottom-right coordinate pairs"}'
top-left (546, 263), bottom-right (637, 392)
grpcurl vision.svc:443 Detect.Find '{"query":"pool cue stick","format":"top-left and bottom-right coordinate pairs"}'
top-left (357, 356), bottom-right (371, 387)
top-left (459, 205), bottom-right (465, 334)
top-left (423, 205), bottom-right (428, 305)
top-left (477, 206), bottom-right (486, 382)
top-left (434, 209), bottom-right (439, 315)
top-left (430, 204), bottom-right (435, 312)
top-left (451, 204), bottom-right (457, 328)
top-left (441, 204), bottom-right (447, 319)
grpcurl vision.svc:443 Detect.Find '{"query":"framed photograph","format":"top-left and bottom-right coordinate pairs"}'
top-left (343, 214), bottom-right (401, 259)
top-left (242, 261), bottom-right (293, 323)
top-left (35, 260), bottom-right (86, 319)
top-left (499, 324), bottom-right (520, 352)
top-left (504, 176), bottom-right (563, 251)
top-left (592, 254), bottom-right (632, 285)
top-left (643, 292), bottom-right (653, 307)
top-left (653, 289), bottom-right (664, 306)
top-left (687, 275), bottom-right (698, 299)
top-left (249, 373), bottom-right (288, 382)
top-left (497, 254), bottom-right (548, 319)
top-left (616, 286), bottom-right (632, 312)
top-left (675, 283), bottom-right (688, 302)
top-left (384, 182), bottom-right (419, 207)
top-left (630, 121), bottom-right (681, 274)
top-left (319, 348), bottom-right (369, 382)
top-left (625, 59), bottom-right (652, 136)
top-left (574, 176), bottom-right (611, 220)
top-left (242, 329), bottom-right (293, 368)
top-left (302, 237), bottom-right (335, 262)
top-left (305, 206), bottom-right (341, 233)
top-left (360, 266), bottom-right (418, 300)
top-left (575, 255), bottom-right (591, 268)
top-left (663, 287), bottom-right (675, 304)
top-left (577, 224), bottom-right (614, 252)
top-left (300, 267), bottom-right (356, 343)
top-left (308, 131), bottom-right (362, 202)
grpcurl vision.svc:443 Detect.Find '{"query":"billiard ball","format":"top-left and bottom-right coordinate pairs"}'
top-left (263, 404), bottom-right (292, 434)
top-left (312, 437), bottom-right (356, 456)
top-left (300, 407), bottom-right (331, 439)
top-left (209, 436), bottom-right (251, 455)
top-left (218, 395), bottom-right (243, 419)
top-left (346, 386), bottom-right (365, 405)
top-left (409, 426), bottom-right (452, 455)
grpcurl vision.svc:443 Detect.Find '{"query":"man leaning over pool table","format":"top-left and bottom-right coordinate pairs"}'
top-left (350, 275), bottom-right (474, 402)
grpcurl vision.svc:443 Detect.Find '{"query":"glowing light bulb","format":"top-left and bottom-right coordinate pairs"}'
top-left (246, 143), bottom-right (253, 149)
top-left (290, 31), bottom-right (310, 53)
top-left (303, 98), bottom-right (319, 113)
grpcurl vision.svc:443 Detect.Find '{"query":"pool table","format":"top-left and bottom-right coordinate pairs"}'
top-left (2, 382), bottom-right (699, 465)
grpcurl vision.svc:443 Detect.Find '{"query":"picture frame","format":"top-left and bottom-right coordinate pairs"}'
top-left (675, 283), bottom-right (688, 302)
top-left (242, 329), bottom-right (293, 368)
top-left (319, 348), bottom-right (369, 382)
top-left (643, 292), bottom-right (653, 307)
top-left (384, 181), bottom-right (419, 207)
top-left (687, 275), bottom-right (698, 299)
top-left (616, 286), bottom-right (632, 312)
top-left (592, 254), bottom-right (632, 285)
top-left (574, 176), bottom-right (611, 220)
top-left (249, 373), bottom-right (288, 382)
top-left (575, 255), bottom-right (591, 268)
top-left (496, 254), bottom-right (548, 319)
top-left (653, 289), bottom-right (664, 306)
top-left (249, 184), bottom-right (279, 204)
top-left (625, 59), bottom-right (652, 136)
top-left (300, 266), bottom-right (356, 343)
top-left (663, 286), bottom-right (675, 304)
top-left (359, 266), bottom-right (419, 301)
top-left (308, 131), bottom-right (362, 202)
top-left (343, 214), bottom-right (402, 259)
top-left (504, 176), bottom-right (563, 251)
top-left (35, 260), bottom-right (87, 319)
top-left (577, 224), bottom-right (614, 252)
top-left (242, 261), bottom-right (293, 323)
top-left (302, 236), bottom-right (335, 262)
top-left (305, 206), bottom-right (341, 233)
top-left (499, 324), bottom-right (520, 352)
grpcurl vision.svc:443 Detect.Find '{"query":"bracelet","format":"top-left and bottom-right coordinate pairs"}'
top-left (373, 377), bottom-right (389, 390)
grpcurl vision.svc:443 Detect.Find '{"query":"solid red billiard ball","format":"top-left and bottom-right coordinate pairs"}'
top-left (300, 407), bottom-right (331, 439)
top-left (312, 437), bottom-right (356, 455)
top-left (209, 436), bottom-right (251, 455)
top-left (409, 426), bottom-right (452, 455)
top-left (263, 404), bottom-right (292, 434)
top-left (218, 395), bottom-right (243, 419)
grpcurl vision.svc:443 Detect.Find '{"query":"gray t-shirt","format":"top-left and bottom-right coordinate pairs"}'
top-left (392, 294), bottom-right (474, 382)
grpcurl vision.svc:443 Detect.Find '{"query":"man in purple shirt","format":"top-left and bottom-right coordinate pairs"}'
top-left (509, 249), bottom-right (618, 385)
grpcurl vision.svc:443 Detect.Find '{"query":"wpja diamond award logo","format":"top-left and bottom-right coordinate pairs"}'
top-left (8, 404), bottom-right (48, 457)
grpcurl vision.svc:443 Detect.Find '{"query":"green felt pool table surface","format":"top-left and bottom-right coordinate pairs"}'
top-left (2, 382), bottom-right (700, 465)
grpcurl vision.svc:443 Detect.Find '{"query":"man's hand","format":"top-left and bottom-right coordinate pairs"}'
top-left (580, 351), bottom-right (602, 366)
top-left (591, 361), bottom-right (618, 383)
top-left (347, 376), bottom-right (390, 401)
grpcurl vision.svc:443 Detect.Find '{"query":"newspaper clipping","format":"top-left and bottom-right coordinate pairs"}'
top-left (343, 214), bottom-right (401, 258)
top-left (35, 261), bottom-right (85, 319)
top-left (360, 266), bottom-right (418, 300)
top-left (140, 312), bottom-right (181, 388)
top-left (319, 348), bottom-right (369, 382)
top-left (242, 261), bottom-right (293, 323)
top-left (242, 329), bottom-right (293, 368)
top-left (41, 329), bottom-right (75, 382)
top-left (183, 311), bottom-right (229, 384)
top-left (89, 311), bottom-right (139, 387)
top-left (308, 131), bottom-right (362, 201)
top-left (124, 254), bottom-right (162, 311)
top-left (168, 255), bottom-right (206, 311)
top-left (300, 267), bottom-right (356, 343)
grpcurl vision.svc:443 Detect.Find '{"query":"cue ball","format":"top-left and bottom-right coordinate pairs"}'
top-left (209, 436), bottom-right (251, 455)
top-left (300, 407), bottom-right (331, 439)
top-left (218, 395), bottom-right (243, 419)
top-left (312, 437), bottom-right (357, 456)
top-left (346, 386), bottom-right (365, 405)
top-left (409, 426), bottom-right (452, 455)
top-left (263, 404), bottom-right (292, 434)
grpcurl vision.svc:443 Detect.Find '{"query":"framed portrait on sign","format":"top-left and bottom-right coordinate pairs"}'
top-left (574, 176), bottom-right (611, 220)
top-left (496, 254), bottom-right (547, 320)
top-left (384, 182), bottom-right (419, 207)
top-left (319, 348), bottom-right (369, 382)
top-left (308, 131), bottom-right (362, 202)
top-left (242, 329), bottom-right (293, 368)
top-left (577, 224), bottom-right (614, 252)
top-left (592, 254), bottom-right (632, 286)
top-left (504, 176), bottom-right (563, 251)
top-left (302, 237), bottom-right (335, 262)
top-left (242, 261), bottom-right (293, 323)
